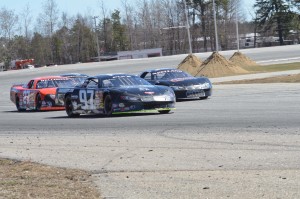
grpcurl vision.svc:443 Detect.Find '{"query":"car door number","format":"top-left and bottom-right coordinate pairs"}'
top-left (79, 90), bottom-right (94, 110)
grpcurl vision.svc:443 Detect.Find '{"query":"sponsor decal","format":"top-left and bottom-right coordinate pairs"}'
top-left (39, 78), bottom-right (67, 81)
top-left (47, 101), bottom-right (53, 107)
top-left (139, 87), bottom-right (150, 91)
top-left (170, 77), bottom-right (193, 82)
top-left (113, 108), bottom-right (121, 111)
top-left (71, 95), bottom-right (78, 99)
top-left (95, 91), bottom-right (103, 108)
top-left (186, 90), bottom-right (205, 98)
top-left (72, 101), bottom-right (78, 110)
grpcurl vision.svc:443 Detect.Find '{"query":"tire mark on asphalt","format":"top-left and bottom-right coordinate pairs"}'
top-left (156, 128), bottom-right (300, 150)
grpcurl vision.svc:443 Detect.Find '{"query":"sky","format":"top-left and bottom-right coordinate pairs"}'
top-left (1, 0), bottom-right (129, 18)
top-left (1, 0), bottom-right (256, 21)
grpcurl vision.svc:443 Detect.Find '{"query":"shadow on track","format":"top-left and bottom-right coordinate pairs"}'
top-left (45, 112), bottom-right (174, 119)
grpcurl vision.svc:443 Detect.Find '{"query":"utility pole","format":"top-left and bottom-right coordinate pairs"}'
top-left (213, 0), bottom-right (219, 52)
top-left (183, 0), bottom-right (192, 54)
top-left (93, 16), bottom-right (101, 62)
top-left (235, 3), bottom-right (240, 52)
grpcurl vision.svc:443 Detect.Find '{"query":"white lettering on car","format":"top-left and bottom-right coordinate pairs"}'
top-left (79, 90), bottom-right (94, 110)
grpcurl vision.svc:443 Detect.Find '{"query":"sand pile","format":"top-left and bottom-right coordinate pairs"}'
top-left (177, 54), bottom-right (202, 76)
top-left (229, 51), bottom-right (259, 67)
top-left (195, 52), bottom-right (249, 78)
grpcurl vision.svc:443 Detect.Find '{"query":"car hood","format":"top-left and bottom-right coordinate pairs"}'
top-left (159, 77), bottom-right (210, 86)
top-left (110, 85), bottom-right (171, 96)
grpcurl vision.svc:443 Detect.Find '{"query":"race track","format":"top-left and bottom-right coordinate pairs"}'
top-left (1, 45), bottom-right (300, 198)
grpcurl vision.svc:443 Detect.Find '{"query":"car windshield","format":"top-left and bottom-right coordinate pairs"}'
top-left (36, 79), bottom-right (77, 88)
top-left (156, 70), bottom-right (192, 80)
top-left (71, 77), bottom-right (87, 85)
top-left (54, 79), bottom-right (77, 87)
top-left (102, 75), bottom-right (151, 88)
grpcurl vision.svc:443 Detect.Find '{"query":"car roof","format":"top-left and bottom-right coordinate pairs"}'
top-left (145, 68), bottom-right (181, 73)
top-left (33, 76), bottom-right (70, 81)
top-left (60, 73), bottom-right (89, 77)
top-left (92, 74), bottom-right (137, 79)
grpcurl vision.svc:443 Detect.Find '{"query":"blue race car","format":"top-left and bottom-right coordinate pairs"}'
top-left (62, 74), bottom-right (176, 117)
top-left (140, 68), bottom-right (212, 100)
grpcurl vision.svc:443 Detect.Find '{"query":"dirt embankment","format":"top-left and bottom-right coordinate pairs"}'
top-left (195, 52), bottom-right (249, 78)
top-left (178, 51), bottom-right (259, 78)
top-left (229, 51), bottom-right (258, 68)
top-left (177, 54), bottom-right (202, 76)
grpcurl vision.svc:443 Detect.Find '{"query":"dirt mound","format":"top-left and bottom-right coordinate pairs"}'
top-left (229, 51), bottom-right (259, 67)
top-left (177, 54), bottom-right (202, 76)
top-left (195, 52), bottom-right (249, 78)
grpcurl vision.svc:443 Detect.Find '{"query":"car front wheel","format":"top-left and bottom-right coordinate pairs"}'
top-left (35, 94), bottom-right (42, 111)
top-left (16, 96), bottom-right (25, 112)
top-left (65, 95), bottom-right (80, 117)
top-left (104, 95), bottom-right (113, 116)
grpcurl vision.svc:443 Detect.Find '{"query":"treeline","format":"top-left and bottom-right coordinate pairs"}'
top-left (0, 0), bottom-right (299, 68)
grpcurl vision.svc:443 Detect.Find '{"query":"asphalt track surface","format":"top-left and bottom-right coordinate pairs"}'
top-left (1, 45), bottom-right (300, 198)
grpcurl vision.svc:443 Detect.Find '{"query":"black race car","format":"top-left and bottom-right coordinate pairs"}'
top-left (63, 74), bottom-right (176, 117)
top-left (140, 68), bottom-right (212, 100)
top-left (59, 73), bottom-right (89, 85)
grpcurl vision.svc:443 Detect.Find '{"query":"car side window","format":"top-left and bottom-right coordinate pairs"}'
top-left (27, 80), bottom-right (34, 89)
top-left (47, 80), bottom-right (55, 88)
top-left (157, 72), bottom-right (166, 80)
top-left (36, 81), bottom-right (46, 89)
top-left (143, 73), bottom-right (152, 81)
top-left (87, 79), bottom-right (98, 88)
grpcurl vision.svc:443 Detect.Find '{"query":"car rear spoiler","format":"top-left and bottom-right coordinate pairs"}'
top-left (11, 83), bottom-right (26, 88)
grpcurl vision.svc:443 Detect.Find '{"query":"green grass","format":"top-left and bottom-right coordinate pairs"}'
top-left (243, 62), bottom-right (300, 73)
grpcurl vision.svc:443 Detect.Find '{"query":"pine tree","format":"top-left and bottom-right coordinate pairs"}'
top-left (254, 0), bottom-right (293, 45)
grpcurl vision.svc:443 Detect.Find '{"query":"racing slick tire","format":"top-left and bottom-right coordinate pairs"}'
top-left (16, 96), bottom-right (25, 112)
top-left (200, 96), bottom-right (208, 100)
top-left (35, 93), bottom-right (42, 111)
top-left (158, 110), bottom-right (170, 114)
top-left (65, 95), bottom-right (80, 118)
top-left (104, 95), bottom-right (113, 117)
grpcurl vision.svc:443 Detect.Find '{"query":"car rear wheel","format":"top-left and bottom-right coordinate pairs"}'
top-left (16, 96), bottom-right (25, 112)
top-left (104, 95), bottom-right (113, 116)
top-left (65, 95), bottom-right (80, 117)
top-left (35, 94), bottom-right (42, 111)
top-left (158, 110), bottom-right (170, 114)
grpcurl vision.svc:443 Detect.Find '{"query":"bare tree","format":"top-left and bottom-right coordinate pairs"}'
top-left (98, 0), bottom-right (112, 53)
top-left (122, 0), bottom-right (135, 50)
top-left (20, 3), bottom-right (32, 39)
top-left (0, 7), bottom-right (18, 69)
top-left (36, 0), bottom-right (59, 63)
top-left (0, 7), bottom-right (18, 40)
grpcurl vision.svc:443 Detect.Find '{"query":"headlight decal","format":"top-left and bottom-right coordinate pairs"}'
top-left (120, 95), bottom-right (140, 101)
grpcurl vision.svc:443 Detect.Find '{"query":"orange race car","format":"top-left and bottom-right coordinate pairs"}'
top-left (10, 76), bottom-right (77, 111)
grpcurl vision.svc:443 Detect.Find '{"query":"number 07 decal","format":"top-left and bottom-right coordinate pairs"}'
top-left (79, 90), bottom-right (94, 110)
